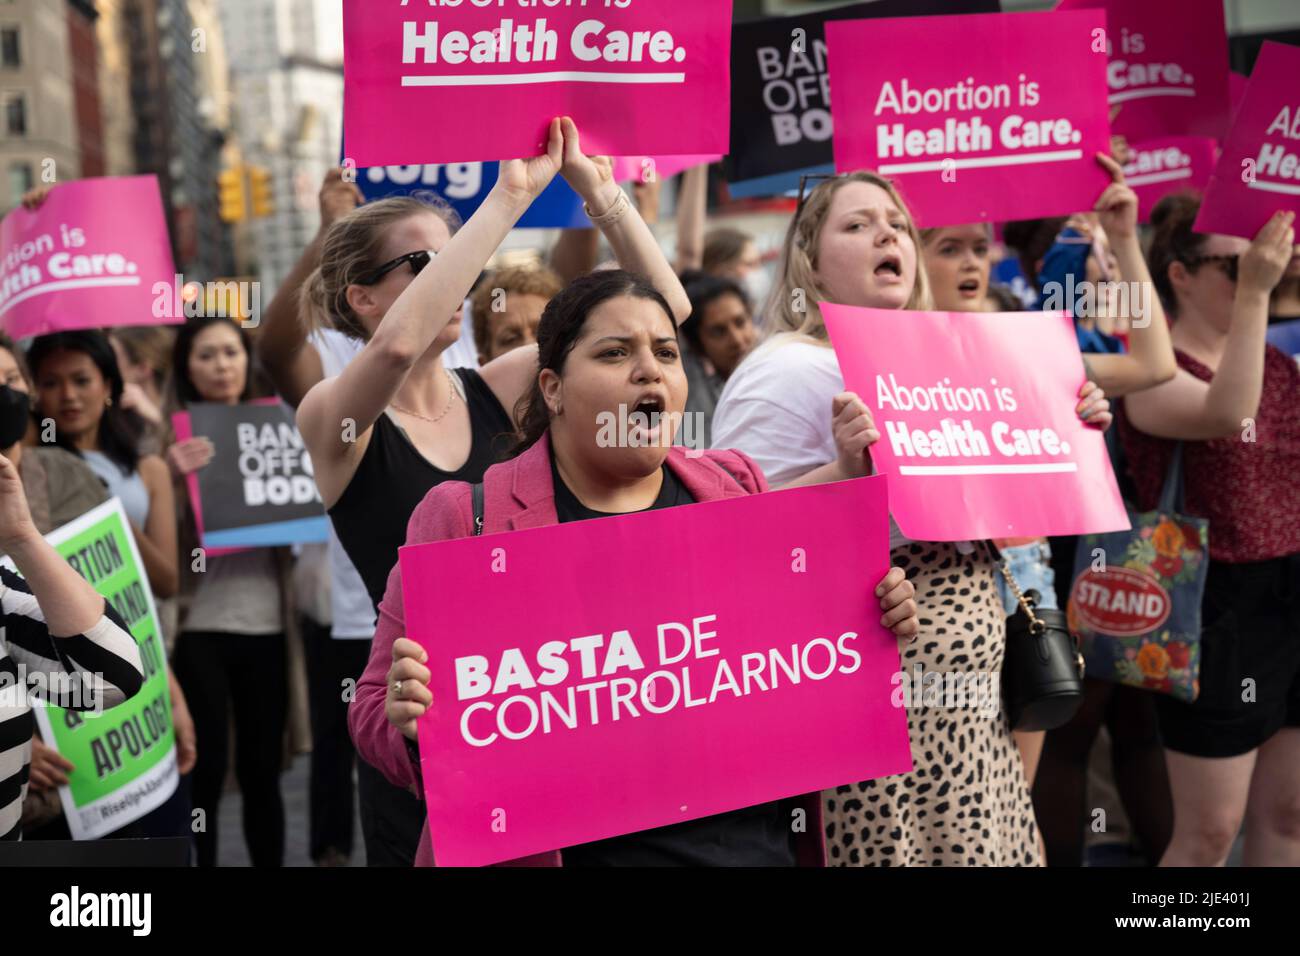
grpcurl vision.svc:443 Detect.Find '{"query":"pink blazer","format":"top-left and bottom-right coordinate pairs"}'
top-left (349, 432), bottom-right (828, 867)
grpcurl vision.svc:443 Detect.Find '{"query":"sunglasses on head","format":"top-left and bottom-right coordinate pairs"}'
top-left (795, 173), bottom-right (844, 216)
top-left (1185, 254), bottom-right (1239, 283)
top-left (360, 249), bottom-right (435, 286)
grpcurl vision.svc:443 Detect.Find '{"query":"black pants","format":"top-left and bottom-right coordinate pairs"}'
top-left (173, 630), bottom-right (287, 867)
top-left (301, 616), bottom-right (371, 862)
top-left (356, 758), bottom-right (427, 867)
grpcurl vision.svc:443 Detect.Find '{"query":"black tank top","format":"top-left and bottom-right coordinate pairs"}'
top-left (329, 368), bottom-right (514, 611)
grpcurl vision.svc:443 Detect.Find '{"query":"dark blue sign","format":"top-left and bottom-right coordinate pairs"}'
top-left (353, 161), bottom-right (590, 229)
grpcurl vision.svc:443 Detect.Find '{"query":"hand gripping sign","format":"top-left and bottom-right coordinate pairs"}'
top-left (822, 304), bottom-right (1131, 542)
top-left (401, 476), bottom-right (911, 867)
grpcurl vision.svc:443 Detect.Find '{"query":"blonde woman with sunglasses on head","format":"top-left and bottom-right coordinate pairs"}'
top-left (713, 171), bottom-right (1113, 867)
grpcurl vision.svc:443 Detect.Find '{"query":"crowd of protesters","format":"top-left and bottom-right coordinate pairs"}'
top-left (1, 109), bottom-right (1296, 869)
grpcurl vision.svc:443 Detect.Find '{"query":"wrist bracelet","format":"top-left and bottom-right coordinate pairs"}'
top-left (584, 189), bottom-right (630, 229)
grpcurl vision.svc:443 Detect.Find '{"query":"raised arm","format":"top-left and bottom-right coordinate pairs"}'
top-left (556, 118), bottom-right (690, 323)
top-left (674, 163), bottom-right (708, 274)
top-left (297, 120), bottom-right (565, 475)
top-left (1126, 211), bottom-right (1296, 440)
top-left (256, 169), bottom-right (364, 409)
top-left (1082, 154), bottom-right (1178, 398)
top-left (0, 456), bottom-right (142, 709)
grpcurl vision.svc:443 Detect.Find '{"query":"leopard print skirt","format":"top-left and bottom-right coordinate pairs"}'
top-left (823, 541), bottom-right (1042, 866)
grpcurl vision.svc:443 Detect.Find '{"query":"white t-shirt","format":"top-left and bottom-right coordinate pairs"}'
top-left (308, 329), bottom-right (376, 640)
top-left (712, 335), bottom-right (915, 552)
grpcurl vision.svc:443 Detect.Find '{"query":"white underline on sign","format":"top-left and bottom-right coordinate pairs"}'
top-left (1110, 87), bottom-right (1196, 103)
top-left (0, 277), bottom-right (141, 317)
top-left (1125, 169), bottom-right (1193, 187)
top-left (898, 463), bottom-right (1080, 476)
top-left (1248, 179), bottom-right (1300, 196)
top-left (878, 149), bottom-right (1082, 175)
top-left (401, 71), bottom-right (686, 87)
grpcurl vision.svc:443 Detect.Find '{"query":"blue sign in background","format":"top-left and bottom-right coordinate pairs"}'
top-left (353, 161), bottom-right (590, 229)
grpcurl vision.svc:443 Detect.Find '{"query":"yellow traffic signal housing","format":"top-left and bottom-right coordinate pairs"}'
top-left (218, 167), bottom-right (246, 223)
top-left (248, 166), bottom-right (274, 218)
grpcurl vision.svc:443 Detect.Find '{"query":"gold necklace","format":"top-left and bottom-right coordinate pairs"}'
top-left (390, 369), bottom-right (459, 425)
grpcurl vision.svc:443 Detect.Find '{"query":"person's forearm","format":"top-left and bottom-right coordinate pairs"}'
top-left (675, 165), bottom-right (707, 274)
top-left (550, 228), bottom-right (599, 283)
top-left (587, 180), bottom-right (691, 321)
top-left (1200, 289), bottom-right (1271, 431)
top-left (370, 185), bottom-right (529, 368)
top-left (256, 230), bottom-right (326, 407)
top-left (131, 524), bottom-right (178, 598)
top-left (777, 460), bottom-right (852, 490)
top-left (1111, 235), bottom-right (1177, 395)
top-left (5, 532), bottom-right (107, 636)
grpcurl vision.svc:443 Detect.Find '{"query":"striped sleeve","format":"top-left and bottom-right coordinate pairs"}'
top-left (0, 567), bottom-right (144, 711)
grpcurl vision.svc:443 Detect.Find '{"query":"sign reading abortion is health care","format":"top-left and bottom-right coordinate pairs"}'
top-left (826, 10), bottom-right (1112, 227)
top-left (822, 305), bottom-right (1130, 542)
top-left (725, 0), bottom-right (999, 199)
top-left (1195, 42), bottom-right (1300, 240)
top-left (401, 476), bottom-right (910, 867)
top-left (342, 1), bottom-right (733, 167)
top-left (173, 403), bottom-right (327, 550)
top-left (1123, 137), bottom-right (1217, 223)
top-left (0, 176), bottom-right (177, 340)
top-left (1056, 0), bottom-right (1231, 141)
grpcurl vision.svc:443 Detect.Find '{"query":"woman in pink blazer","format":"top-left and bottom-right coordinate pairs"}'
top-left (350, 269), bottom-right (919, 866)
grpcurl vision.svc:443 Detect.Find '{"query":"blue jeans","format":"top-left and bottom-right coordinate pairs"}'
top-left (998, 541), bottom-right (1058, 614)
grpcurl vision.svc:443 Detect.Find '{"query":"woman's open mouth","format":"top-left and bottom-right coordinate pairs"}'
top-left (873, 256), bottom-right (903, 283)
top-left (628, 394), bottom-right (666, 445)
top-left (958, 278), bottom-right (981, 298)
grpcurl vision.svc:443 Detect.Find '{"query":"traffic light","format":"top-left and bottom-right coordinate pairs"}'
top-left (248, 166), bottom-right (274, 218)
top-left (218, 166), bottom-right (245, 223)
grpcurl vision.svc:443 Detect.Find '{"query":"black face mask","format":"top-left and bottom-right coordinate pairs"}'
top-left (0, 385), bottom-right (31, 448)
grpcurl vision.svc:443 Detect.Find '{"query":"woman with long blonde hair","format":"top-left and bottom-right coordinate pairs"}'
top-left (713, 170), bottom-right (1112, 866)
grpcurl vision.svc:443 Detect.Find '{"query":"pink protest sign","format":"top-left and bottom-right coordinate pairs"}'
top-left (0, 176), bottom-right (177, 340)
top-left (401, 476), bottom-right (910, 867)
top-left (822, 304), bottom-right (1130, 542)
top-left (1123, 137), bottom-right (1216, 223)
top-left (1057, 0), bottom-right (1231, 142)
top-left (826, 11), bottom-right (1112, 228)
top-left (1229, 71), bottom-right (1249, 118)
top-left (342, 2), bottom-right (732, 167)
top-left (612, 154), bottom-right (721, 185)
top-left (1195, 42), bottom-right (1300, 240)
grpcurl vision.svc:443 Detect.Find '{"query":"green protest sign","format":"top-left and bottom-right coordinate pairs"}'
top-left (25, 498), bottom-right (178, 839)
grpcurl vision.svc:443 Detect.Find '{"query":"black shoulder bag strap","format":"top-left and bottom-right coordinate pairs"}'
top-left (471, 482), bottom-right (485, 536)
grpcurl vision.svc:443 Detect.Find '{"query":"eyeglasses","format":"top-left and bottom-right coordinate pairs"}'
top-left (360, 249), bottom-right (435, 286)
top-left (1185, 254), bottom-right (1239, 283)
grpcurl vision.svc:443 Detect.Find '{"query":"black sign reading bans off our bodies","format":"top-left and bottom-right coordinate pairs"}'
top-left (726, 0), bottom-right (1001, 193)
top-left (185, 402), bottom-right (328, 549)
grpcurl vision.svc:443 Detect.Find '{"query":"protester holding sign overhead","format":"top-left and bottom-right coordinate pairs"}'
top-left (352, 268), bottom-right (920, 866)
top-left (167, 316), bottom-right (293, 868)
top-left (297, 118), bottom-right (688, 611)
top-left (712, 169), bottom-right (1116, 867)
top-left (1119, 195), bottom-right (1300, 868)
